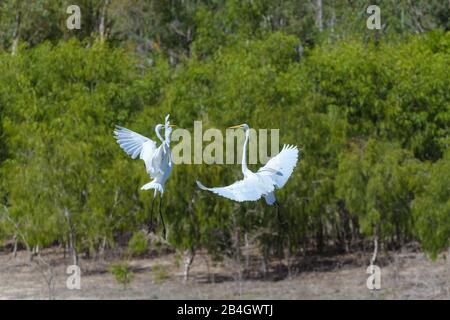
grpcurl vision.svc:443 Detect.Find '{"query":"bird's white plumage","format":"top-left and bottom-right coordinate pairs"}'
top-left (197, 124), bottom-right (299, 205)
top-left (263, 191), bottom-right (276, 205)
top-left (258, 144), bottom-right (299, 188)
top-left (196, 172), bottom-right (275, 202)
top-left (150, 144), bottom-right (165, 175)
top-left (140, 140), bottom-right (158, 176)
top-left (114, 126), bottom-right (155, 160)
top-left (114, 115), bottom-right (174, 197)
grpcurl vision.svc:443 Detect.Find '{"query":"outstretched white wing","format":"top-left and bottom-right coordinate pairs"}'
top-left (196, 173), bottom-right (275, 202)
top-left (114, 126), bottom-right (157, 173)
top-left (257, 144), bottom-right (299, 188)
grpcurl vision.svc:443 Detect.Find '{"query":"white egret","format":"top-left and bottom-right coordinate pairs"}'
top-left (196, 124), bottom-right (299, 218)
top-left (114, 115), bottom-right (175, 238)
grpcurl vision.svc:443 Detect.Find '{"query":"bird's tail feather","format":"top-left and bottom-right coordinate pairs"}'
top-left (196, 180), bottom-right (209, 191)
top-left (264, 192), bottom-right (276, 205)
top-left (141, 181), bottom-right (163, 197)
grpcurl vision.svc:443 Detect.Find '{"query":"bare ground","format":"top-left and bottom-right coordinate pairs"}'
top-left (0, 246), bottom-right (449, 300)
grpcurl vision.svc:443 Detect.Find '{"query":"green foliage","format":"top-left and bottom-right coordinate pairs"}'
top-left (413, 150), bottom-right (450, 259)
top-left (128, 231), bottom-right (148, 256)
top-left (336, 140), bottom-right (415, 239)
top-left (152, 264), bottom-right (169, 284)
top-left (110, 261), bottom-right (134, 289)
top-left (0, 1), bottom-right (448, 262)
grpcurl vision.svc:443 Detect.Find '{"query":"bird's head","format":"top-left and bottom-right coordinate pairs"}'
top-left (228, 123), bottom-right (249, 131)
top-left (165, 123), bottom-right (176, 135)
top-left (155, 122), bottom-right (176, 143)
top-left (164, 119), bottom-right (176, 142)
top-left (155, 123), bottom-right (176, 131)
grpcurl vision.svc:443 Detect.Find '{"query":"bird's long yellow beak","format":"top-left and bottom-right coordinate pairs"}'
top-left (169, 124), bottom-right (176, 128)
top-left (228, 124), bottom-right (244, 129)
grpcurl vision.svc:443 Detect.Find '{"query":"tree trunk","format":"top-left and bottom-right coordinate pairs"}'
top-left (99, 0), bottom-right (110, 42)
top-left (329, 6), bottom-right (336, 35)
top-left (408, 0), bottom-right (426, 33)
top-left (64, 208), bottom-right (79, 266)
top-left (183, 249), bottom-right (195, 283)
top-left (370, 236), bottom-right (378, 266)
top-left (448, 247), bottom-right (450, 266)
top-left (98, 236), bottom-right (107, 260)
top-left (232, 212), bottom-right (243, 297)
top-left (11, 10), bottom-right (21, 56)
top-left (244, 232), bottom-right (250, 269)
top-left (202, 255), bottom-right (214, 283)
top-left (12, 234), bottom-right (18, 258)
top-left (261, 248), bottom-right (269, 278)
top-left (286, 235), bottom-right (293, 278)
top-left (316, 219), bottom-right (324, 253)
top-left (315, 0), bottom-right (323, 32)
top-left (370, 225), bottom-right (379, 266)
top-left (29, 246), bottom-right (37, 262)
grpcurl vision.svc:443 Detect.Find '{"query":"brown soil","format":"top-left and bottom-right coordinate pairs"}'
top-left (0, 247), bottom-right (449, 300)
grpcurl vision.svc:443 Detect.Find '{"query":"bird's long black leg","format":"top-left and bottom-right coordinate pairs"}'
top-left (159, 195), bottom-right (166, 239)
top-left (275, 201), bottom-right (281, 223)
top-left (275, 201), bottom-right (287, 231)
top-left (147, 196), bottom-right (156, 232)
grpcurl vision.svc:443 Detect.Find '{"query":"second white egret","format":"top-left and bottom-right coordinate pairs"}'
top-left (196, 123), bottom-right (299, 216)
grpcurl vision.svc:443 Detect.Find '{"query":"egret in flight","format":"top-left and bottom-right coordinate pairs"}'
top-left (114, 115), bottom-right (175, 238)
top-left (196, 124), bottom-right (299, 221)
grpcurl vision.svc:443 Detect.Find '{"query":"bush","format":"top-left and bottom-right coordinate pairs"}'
top-left (128, 231), bottom-right (149, 256)
top-left (153, 264), bottom-right (169, 284)
top-left (110, 262), bottom-right (134, 289)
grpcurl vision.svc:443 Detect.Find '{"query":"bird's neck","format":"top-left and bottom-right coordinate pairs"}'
top-left (242, 129), bottom-right (250, 175)
top-left (155, 126), bottom-right (164, 143)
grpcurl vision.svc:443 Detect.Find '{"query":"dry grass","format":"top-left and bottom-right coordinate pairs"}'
top-left (0, 246), bottom-right (448, 300)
